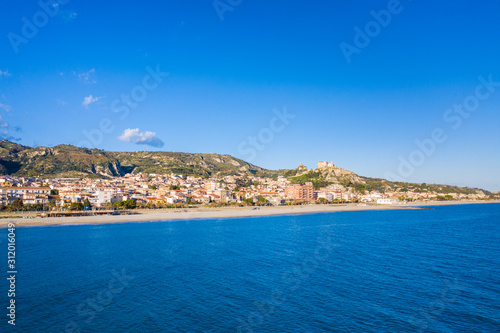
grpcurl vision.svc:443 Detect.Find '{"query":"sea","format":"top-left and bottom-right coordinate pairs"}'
top-left (1, 203), bottom-right (499, 332)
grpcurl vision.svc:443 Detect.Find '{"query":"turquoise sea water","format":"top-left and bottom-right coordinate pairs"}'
top-left (1, 203), bottom-right (500, 332)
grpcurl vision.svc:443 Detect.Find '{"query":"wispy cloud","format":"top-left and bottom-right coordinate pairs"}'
top-left (77, 69), bottom-right (96, 84)
top-left (0, 115), bottom-right (21, 142)
top-left (82, 95), bottom-right (102, 108)
top-left (0, 70), bottom-right (11, 77)
top-left (118, 128), bottom-right (165, 148)
top-left (56, 99), bottom-right (67, 106)
top-left (50, 0), bottom-right (77, 23)
top-left (0, 103), bottom-right (12, 112)
top-left (59, 9), bottom-right (77, 23)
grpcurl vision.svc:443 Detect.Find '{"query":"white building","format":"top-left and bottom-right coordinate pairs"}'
top-left (317, 192), bottom-right (333, 202)
top-left (377, 198), bottom-right (399, 205)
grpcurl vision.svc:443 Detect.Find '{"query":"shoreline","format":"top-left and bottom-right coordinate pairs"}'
top-left (1, 200), bottom-right (499, 228)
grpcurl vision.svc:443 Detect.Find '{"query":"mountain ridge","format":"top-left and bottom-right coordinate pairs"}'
top-left (0, 140), bottom-right (494, 196)
top-left (0, 140), bottom-right (276, 179)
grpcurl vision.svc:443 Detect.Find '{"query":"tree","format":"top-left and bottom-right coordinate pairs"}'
top-left (114, 199), bottom-right (137, 210)
top-left (317, 197), bottom-right (329, 204)
top-left (150, 185), bottom-right (157, 190)
top-left (257, 196), bottom-right (269, 206)
top-left (243, 198), bottom-right (254, 206)
top-left (355, 184), bottom-right (366, 195)
top-left (47, 201), bottom-right (56, 210)
top-left (50, 189), bottom-right (59, 195)
top-left (70, 202), bottom-right (84, 211)
top-left (83, 198), bottom-right (92, 208)
top-left (10, 199), bottom-right (24, 212)
top-left (124, 199), bottom-right (137, 209)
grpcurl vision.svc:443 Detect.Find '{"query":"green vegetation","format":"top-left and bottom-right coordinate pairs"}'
top-left (83, 198), bottom-right (91, 208)
top-left (316, 197), bottom-right (330, 204)
top-left (11, 198), bottom-right (23, 211)
top-left (69, 202), bottom-right (84, 211)
top-left (113, 199), bottom-right (137, 210)
top-left (235, 178), bottom-right (256, 188)
top-left (289, 171), bottom-right (332, 189)
top-left (0, 140), bottom-right (276, 179)
top-left (257, 196), bottom-right (269, 206)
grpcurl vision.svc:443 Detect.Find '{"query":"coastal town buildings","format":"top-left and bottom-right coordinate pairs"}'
top-left (0, 187), bottom-right (50, 205)
top-left (0, 171), bottom-right (493, 211)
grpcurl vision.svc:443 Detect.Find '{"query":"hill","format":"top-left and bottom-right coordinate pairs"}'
top-left (0, 141), bottom-right (277, 179)
top-left (283, 161), bottom-right (492, 196)
top-left (0, 141), bottom-right (494, 196)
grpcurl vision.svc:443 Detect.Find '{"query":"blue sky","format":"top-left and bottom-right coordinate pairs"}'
top-left (1, 0), bottom-right (499, 191)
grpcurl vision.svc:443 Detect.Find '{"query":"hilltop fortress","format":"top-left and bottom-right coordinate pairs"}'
top-left (317, 161), bottom-right (356, 176)
top-left (316, 161), bottom-right (364, 184)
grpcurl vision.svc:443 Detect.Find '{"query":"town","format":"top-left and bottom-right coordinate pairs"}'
top-left (0, 162), bottom-right (495, 215)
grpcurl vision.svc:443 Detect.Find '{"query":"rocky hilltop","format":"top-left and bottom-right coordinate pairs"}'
top-left (316, 161), bottom-right (365, 184)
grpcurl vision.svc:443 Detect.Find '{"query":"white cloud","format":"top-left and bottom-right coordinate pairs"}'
top-left (0, 70), bottom-right (11, 77)
top-left (118, 128), bottom-right (165, 148)
top-left (77, 69), bottom-right (96, 84)
top-left (82, 95), bottom-right (102, 108)
top-left (56, 99), bottom-right (67, 106)
top-left (0, 103), bottom-right (12, 112)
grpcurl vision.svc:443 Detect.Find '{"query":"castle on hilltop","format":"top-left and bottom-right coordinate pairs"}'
top-left (317, 161), bottom-right (338, 169)
top-left (316, 161), bottom-right (356, 179)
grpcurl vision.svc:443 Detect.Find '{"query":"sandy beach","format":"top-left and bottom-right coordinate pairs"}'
top-left (1, 200), bottom-right (498, 228)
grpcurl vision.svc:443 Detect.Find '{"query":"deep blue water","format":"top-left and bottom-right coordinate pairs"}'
top-left (1, 203), bottom-right (500, 332)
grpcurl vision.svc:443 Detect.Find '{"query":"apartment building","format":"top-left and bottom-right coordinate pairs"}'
top-left (285, 184), bottom-right (316, 201)
top-left (0, 187), bottom-right (51, 205)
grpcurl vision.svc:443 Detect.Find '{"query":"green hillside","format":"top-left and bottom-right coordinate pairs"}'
top-left (0, 140), bottom-right (276, 179)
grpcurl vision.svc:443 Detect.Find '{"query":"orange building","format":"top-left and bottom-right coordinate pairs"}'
top-left (285, 184), bottom-right (316, 201)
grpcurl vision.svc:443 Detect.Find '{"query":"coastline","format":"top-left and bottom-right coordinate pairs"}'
top-left (1, 200), bottom-right (499, 228)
